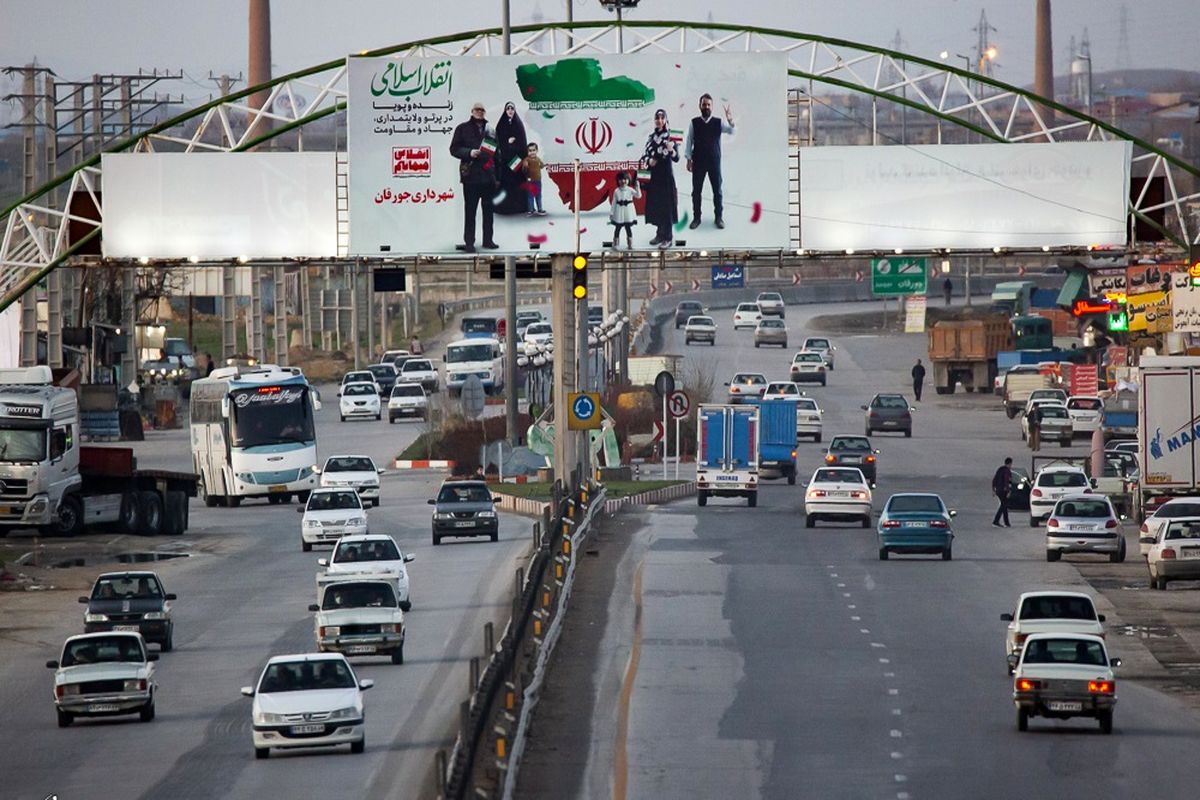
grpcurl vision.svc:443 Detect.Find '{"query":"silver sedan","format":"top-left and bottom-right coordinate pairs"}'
top-left (753, 319), bottom-right (788, 348)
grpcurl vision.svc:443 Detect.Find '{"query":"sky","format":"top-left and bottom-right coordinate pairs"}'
top-left (1, 0), bottom-right (1196, 118)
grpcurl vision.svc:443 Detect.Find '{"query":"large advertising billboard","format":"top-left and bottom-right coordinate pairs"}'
top-left (347, 54), bottom-right (789, 256)
top-left (798, 141), bottom-right (1131, 252)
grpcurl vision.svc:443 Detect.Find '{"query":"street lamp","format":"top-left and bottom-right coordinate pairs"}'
top-left (939, 50), bottom-right (973, 73)
top-left (599, 0), bottom-right (640, 53)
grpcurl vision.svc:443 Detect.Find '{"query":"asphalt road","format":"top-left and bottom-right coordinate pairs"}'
top-left (0, 375), bottom-right (533, 799)
top-left (519, 300), bottom-right (1200, 800)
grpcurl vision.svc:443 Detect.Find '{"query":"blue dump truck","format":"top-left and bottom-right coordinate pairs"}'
top-left (749, 398), bottom-right (799, 484)
top-left (697, 404), bottom-right (760, 507)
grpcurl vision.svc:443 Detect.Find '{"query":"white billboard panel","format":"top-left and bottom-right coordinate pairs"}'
top-left (102, 153), bottom-right (337, 259)
top-left (347, 53), bottom-right (789, 255)
top-left (799, 141), bottom-right (1131, 251)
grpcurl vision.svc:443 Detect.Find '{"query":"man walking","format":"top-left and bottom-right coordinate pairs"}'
top-left (449, 101), bottom-right (500, 253)
top-left (992, 456), bottom-right (1014, 527)
top-left (943, 276), bottom-right (953, 306)
top-left (911, 358), bottom-right (926, 402)
top-left (685, 94), bottom-right (734, 230)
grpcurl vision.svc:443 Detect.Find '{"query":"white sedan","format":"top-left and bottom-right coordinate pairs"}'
top-left (339, 382), bottom-right (381, 422)
top-left (1012, 633), bottom-right (1119, 734)
top-left (804, 466), bottom-right (872, 528)
top-left (1000, 591), bottom-right (1106, 675)
top-left (242, 653), bottom-right (372, 758)
top-left (47, 632), bottom-right (158, 727)
top-left (731, 302), bottom-right (762, 330)
top-left (1138, 498), bottom-right (1200, 556)
top-left (300, 488), bottom-right (368, 552)
top-left (795, 397), bottom-right (823, 442)
top-left (1065, 395), bottom-right (1103, 436)
top-left (398, 358), bottom-right (439, 392)
top-left (523, 322), bottom-right (554, 352)
top-left (1045, 495), bottom-right (1125, 562)
top-left (319, 455), bottom-right (384, 507)
top-left (1146, 517), bottom-right (1200, 590)
top-left (683, 315), bottom-right (717, 346)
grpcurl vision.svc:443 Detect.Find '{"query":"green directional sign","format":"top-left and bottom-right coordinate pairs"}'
top-left (871, 257), bottom-right (928, 296)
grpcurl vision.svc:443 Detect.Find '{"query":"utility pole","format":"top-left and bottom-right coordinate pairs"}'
top-left (551, 253), bottom-right (577, 483)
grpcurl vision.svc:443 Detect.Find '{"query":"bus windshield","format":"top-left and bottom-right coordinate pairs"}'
top-left (446, 344), bottom-right (494, 364)
top-left (229, 386), bottom-right (315, 448)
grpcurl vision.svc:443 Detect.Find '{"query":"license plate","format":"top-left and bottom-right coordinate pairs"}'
top-left (346, 645), bottom-right (376, 654)
top-left (269, 485), bottom-right (288, 493)
top-left (113, 625), bottom-right (140, 632)
top-left (1047, 701), bottom-right (1082, 712)
top-left (1183, 549), bottom-right (1200, 559)
top-left (290, 723), bottom-right (325, 734)
top-left (1069, 524), bottom-right (1092, 531)
top-left (843, 457), bottom-right (861, 464)
top-left (882, 421), bottom-right (897, 426)
top-left (903, 521), bottom-right (924, 528)
top-left (87, 703), bottom-right (119, 713)
top-left (455, 521), bottom-right (475, 528)
top-left (828, 491), bottom-right (849, 497)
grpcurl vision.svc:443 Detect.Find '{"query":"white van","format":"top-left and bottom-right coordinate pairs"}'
top-left (444, 338), bottom-right (504, 396)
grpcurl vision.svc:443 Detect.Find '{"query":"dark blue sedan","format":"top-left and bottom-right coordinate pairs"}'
top-left (877, 493), bottom-right (956, 561)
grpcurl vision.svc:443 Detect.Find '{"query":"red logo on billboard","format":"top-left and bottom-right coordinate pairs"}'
top-left (392, 146), bottom-right (431, 177)
top-left (575, 118), bottom-right (613, 155)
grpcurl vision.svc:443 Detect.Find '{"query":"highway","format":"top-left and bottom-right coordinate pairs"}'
top-left (518, 299), bottom-right (1200, 800)
top-left (0, 373), bottom-right (532, 799)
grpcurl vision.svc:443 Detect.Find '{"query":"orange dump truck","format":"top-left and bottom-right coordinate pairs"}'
top-left (927, 316), bottom-right (1013, 395)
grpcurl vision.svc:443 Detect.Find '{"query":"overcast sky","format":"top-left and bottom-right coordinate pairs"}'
top-left (1, 0), bottom-right (1196, 109)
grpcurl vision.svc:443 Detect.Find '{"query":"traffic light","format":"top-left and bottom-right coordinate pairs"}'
top-left (1189, 244), bottom-right (1200, 287)
top-left (572, 253), bottom-right (589, 300)
top-left (1105, 292), bottom-right (1128, 332)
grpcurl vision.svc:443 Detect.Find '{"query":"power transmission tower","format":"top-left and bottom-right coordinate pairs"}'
top-left (973, 9), bottom-right (998, 77)
top-left (1116, 5), bottom-right (1132, 71)
top-left (51, 69), bottom-right (183, 161)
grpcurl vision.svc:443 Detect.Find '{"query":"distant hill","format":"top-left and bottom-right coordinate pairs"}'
top-left (1050, 68), bottom-right (1200, 95)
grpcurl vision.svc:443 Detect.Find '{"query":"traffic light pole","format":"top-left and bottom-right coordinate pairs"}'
top-left (573, 160), bottom-right (591, 482)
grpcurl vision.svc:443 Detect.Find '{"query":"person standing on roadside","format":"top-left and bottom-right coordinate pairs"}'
top-left (1027, 404), bottom-right (1043, 451)
top-left (943, 276), bottom-right (953, 306)
top-left (992, 457), bottom-right (1014, 527)
top-left (911, 358), bottom-right (926, 402)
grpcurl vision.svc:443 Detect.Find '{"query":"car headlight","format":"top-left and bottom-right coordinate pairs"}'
top-left (85, 612), bottom-right (109, 623)
top-left (123, 679), bottom-right (148, 692)
top-left (435, 512), bottom-right (454, 520)
top-left (256, 711), bottom-right (289, 725)
top-left (478, 510), bottom-right (497, 518)
top-left (320, 626), bottom-right (341, 637)
top-left (58, 684), bottom-right (80, 697)
top-left (305, 519), bottom-right (322, 528)
top-left (29, 495), bottom-right (49, 513)
top-left (236, 472), bottom-right (256, 484)
top-left (349, 517), bottom-right (366, 526)
top-left (329, 706), bottom-right (359, 720)
top-left (143, 611), bottom-right (168, 620)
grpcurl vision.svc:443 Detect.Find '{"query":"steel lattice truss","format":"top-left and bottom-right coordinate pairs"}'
top-left (3, 20), bottom-right (1197, 310)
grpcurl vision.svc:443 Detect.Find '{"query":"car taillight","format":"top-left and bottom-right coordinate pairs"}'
top-left (865, 455), bottom-right (876, 463)
top-left (1105, 519), bottom-right (1118, 529)
top-left (1013, 633), bottom-right (1028, 646)
top-left (930, 520), bottom-right (948, 528)
top-left (1031, 488), bottom-right (1042, 497)
top-left (1162, 548), bottom-right (1177, 559)
top-left (1016, 678), bottom-right (1041, 691)
top-left (825, 454), bottom-right (835, 464)
top-left (881, 520), bottom-right (900, 528)
top-left (869, 411), bottom-right (880, 419)
top-left (810, 490), bottom-right (828, 498)
top-left (1047, 518), bottom-right (1059, 529)
top-left (1088, 680), bottom-right (1114, 694)
top-left (1140, 522), bottom-right (1149, 534)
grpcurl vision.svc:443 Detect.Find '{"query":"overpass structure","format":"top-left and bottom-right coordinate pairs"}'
top-left (1, 20), bottom-right (1196, 359)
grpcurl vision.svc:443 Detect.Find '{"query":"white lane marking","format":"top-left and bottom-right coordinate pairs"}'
top-left (895, 774), bottom-right (908, 783)
top-left (879, 658), bottom-right (890, 664)
top-left (851, 616), bottom-right (862, 621)
top-left (864, 575), bottom-right (876, 590)
top-left (830, 572), bottom-right (838, 577)
top-left (890, 729), bottom-right (903, 738)
top-left (888, 688), bottom-right (899, 695)
top-left (860, 628), bottom-right (871, 634)
top-left (837, 582), bottom-right (846, 588)
top-left (898, 792), bottom-right (911, 800)
top-left (891, 752), bottom-right (903, 760)
top-left (825, 564), bottom-right (836, 569)
top-left (871, 642), bottom-right (886, 648)
top-left (843, 592), bottom-right (852, 598)
top-left (892, 708), bottom-right (902, 716)
top-left (884, 672), bottom-right (896, 678)
top-left (848, 604), bottom-right (856, 609)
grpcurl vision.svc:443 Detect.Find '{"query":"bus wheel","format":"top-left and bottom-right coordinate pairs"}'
top-left (226, 496), bottom-right (242, 508)
top-left (199, 476), bottom-right (218, 508)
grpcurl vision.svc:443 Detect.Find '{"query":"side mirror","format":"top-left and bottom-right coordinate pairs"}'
top-left (359, 679), bottom-right (375, 691)
top-left (1139, 536), bottom-right (1156, 545)
top-left (147, 653), bottom-right (160, 662)
top-left (874, 449), bottom-right (881, 455)
top-left (165, 593), bottom-right (177, 601)
top-left (1110, 657), bottom-right (1122, 668)
top-left (317, 558), bottom-right (328, 567)
top-left (377, 468), bottom-right (387, 475)
top-left (240, 686), bottom-right (255, 697)
top-left (948, 510), bottom-right (958, 518)
top-left (1000, 613), bottom-right (1013, 622)
top-left (909, 407), bottom-right (917, 412)
top-left (46, 660), bottom-right (59, 669)
top-left (860, 405), bottom-right (868, 411)
top-left (1098, 614), bottom-right (1106, 622)
top-left (336, 391), bottom-right (342, 397)
top-left (78, 596), bottom-right (89, 604)
top-left (724, 382), bottom-right (731, 387)
top-left (308, 603), bottom-right (320, 612)
top-left (427, 498), bottom-right (436, 505)
top-left (403, 554), bottom-right (416, 563)
top-left (296, 506), bottom-right (305, 513)
top-left (493, 497), bottom-right (502, 504)
top-left (1089, 478), bottom-right (1098, 488)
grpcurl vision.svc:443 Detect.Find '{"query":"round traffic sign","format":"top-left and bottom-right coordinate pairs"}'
top-left (572, 393), bottom-right (597, 421)
top-left (667, 390), bottom-right (690, 419)
top-left (654, 370), bottom-right (676, 398)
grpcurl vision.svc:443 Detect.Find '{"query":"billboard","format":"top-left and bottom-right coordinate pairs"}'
top-left (347, 54), bottom-right (789, 256)
top-left (798, 141), bottom-right (1131, 251)
top-left (102, 153), bottom-right (337, 259)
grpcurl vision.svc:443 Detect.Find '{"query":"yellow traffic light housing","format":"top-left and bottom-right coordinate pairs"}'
top-left (572, 253), bottom-right (588, 300)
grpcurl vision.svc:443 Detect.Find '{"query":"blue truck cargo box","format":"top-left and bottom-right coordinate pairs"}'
top-left (757, 399), bottom-right (798, 482)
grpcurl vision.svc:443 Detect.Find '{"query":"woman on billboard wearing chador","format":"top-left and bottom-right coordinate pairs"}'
top-left (641, 108), bottom-right (679, 248)
top-left (494, 101), bottom-right (529, 215)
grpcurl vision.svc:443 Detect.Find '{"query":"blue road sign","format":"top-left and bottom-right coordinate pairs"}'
top-left (711, 264), bottom-right (745, 289)
top-left (568, 392), bottom-right (602, 430)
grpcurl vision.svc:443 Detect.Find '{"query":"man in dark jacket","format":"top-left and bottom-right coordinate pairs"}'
top-left (449, 102), bottom-right (500, 253)
top-left (992, 457), bottom-right (1014, 527)
top-left (685, 94), bottom-right (735, 230)
top-left (911, 358), bottom-right (926, 401)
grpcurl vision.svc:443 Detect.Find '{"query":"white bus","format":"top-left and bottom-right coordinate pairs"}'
top-left (189, 365), bottom-right (321, 507)
top-left (444, 337), bottom-right (504, 396)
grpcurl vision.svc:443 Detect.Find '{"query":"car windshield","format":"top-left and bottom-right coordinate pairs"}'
top-left (321, 582), bottom-right (398, 609)
top-left (343, 384), bottom-right (375, 397)
top-left (887, 495), bottom-right (943, 513)
top-left (402, 360), bottom-right (433, 373)
top-left (732, 374), bottom-right (766, 385)
top-left (228, 385), bottom-right (315, 449)
top-left (326, 457), bottom-right (374, 473)
top-left (438, 484), bottom-right (493, 503)
top-left (1159, 504), bottom-right (1200, 519)
top-left (334, 539), bottom-right (401, 563)
top-left (343, 372), bottom-right (373, 384)
top-left (873, 396), bottom-right (908, 409)
top-left (1055, 500), bottom-right (1111, 518)
top-left (1164, 521), bottom-right (1200, 540)
top-left (1102, 454), bottom-right (1137, 477)
top-left (1039, 407), bottom-right (1068, 419)
top-left (678, 303), bottom-right (702, 312)
top-left (307, 491), bottom-right (361, 511)
top-left (797, 399), bottom-right (819, 411)
top-left (446, 344), bottom-right (494, 363)
top-left (259, 659), bottom-right (357, 693)
top-left (391, 385), bottom-right (424, 398)
top-left (61, 636), bottom-right (145, 666)
top-left (1019, 596), bottom-right (1097, 621)
top-left (164, 339), bottom-right (190, 357)
top-left (689, 317), bottom-right (714, 326)
top-left (831, 438), bottom-right (871, 452)
top-left (736, 304), bottom-right (758, 312)
top-left (759, 294), bottom-right (781, 301)
top-left (1038, 471), bottom-right (1086, 488)
top-left (766, 384), bottom-right (798, 395)
top-left (1012, 468), bottom-right (1030, 481)
top-left (814, 469), bottom-right (863, 483)
top-left (1031, 390), bottom-right (1065, 402)
top-left (759, 320), bottom-right (784, 328)
top-left (1067, 397), bottom-right (1102, 410)
top-left (0, 427), bottom-right (47, 462)
top-left (1022, 638), bottom-right (1107, 666)
top-left (462, 319), bottom-right (497, 334)
top-left (367, 365), bottom-right (395, 378)
top-left (794, 353), bottom-right (822, 363)
top-left (805, 339), bottom-right (830, 349)
top-left (92, 575), bottom-right (162, 600)
top-left (526, 324), bottom-right (552, 336)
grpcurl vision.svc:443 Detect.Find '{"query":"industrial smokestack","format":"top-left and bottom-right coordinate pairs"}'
top-left (248, 0), bottom-right (272, 131)
top-left (1034, 0), bottom-right (1055, 123)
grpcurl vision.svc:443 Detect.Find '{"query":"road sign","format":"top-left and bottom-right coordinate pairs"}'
top-left (854, 270), bottom-right (864, 283)
top-left (664, 280), bottom-right (674, 294)
top-left (904, 294), bottom-right (927, 333)
top-left (648, 283), bottom-right (658, 297)
top-left (667, 390), bottom-right (691, 419)
top-left (871, 257), bottom-right (928, 296)
top-left (460, 375), bottom-right (486, 420)
top-left (567, 392), bottom-right (602, 430)
top-left (792, 272), bottom-right (801, 286)
top-left (653, 370), bottom-right (676, 398)
top-left (691, 278), bottom-right (701, 291)
top-left (711, 264), bottom-right (745, 289)
top-left (651, 419), bottom-right (665, 443)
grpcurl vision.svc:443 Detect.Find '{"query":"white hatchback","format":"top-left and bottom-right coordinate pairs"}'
top-left (732, 303), bottom-right (762, 330)
top-left (1029, 465), bottom-right (1090, 526)
top-left (1138, 498), bottom-right (1200, 557)
top-left (804, 466), bottom-right (872, 528)
top-left (1045, 494), bottom-right (1125, 563)
top-left (1146, 517), bottom-right (1200, 590)
top-left (300, 488), bottom-right (368, 552)
top-left (388, 383), bottom-right (428, 422)
top-left (242, 653), bottom-right (372, 758)
top-left (339, 382), bottom-right (380, 422)
top-left (756, 291), bottom-right (786, 318)
top-left (1065, 395), bottom-right (1103, 436)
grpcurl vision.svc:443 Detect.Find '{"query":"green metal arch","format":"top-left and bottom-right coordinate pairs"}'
top-left (3, 19), bottom-right (1196, 313)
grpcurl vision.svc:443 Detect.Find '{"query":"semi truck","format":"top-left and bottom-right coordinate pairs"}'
top-left (1137, 356), bottom-right (1200, 520)
top-left (927, 315), bottom-right (1011, 395)
top-left (697, 404), bottom-right (759, 507)
top-left (0, 366), bottom-right (197, 537)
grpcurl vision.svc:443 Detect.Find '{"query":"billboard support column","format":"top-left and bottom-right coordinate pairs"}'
top-left (273, 264), bottom-right (288, 366)
top-left (551, 253), bottom-right (577, 485)
top-left (505, 255), bottom-right (518, 445)
top-left (221, 263), bottom-right (236, 361)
